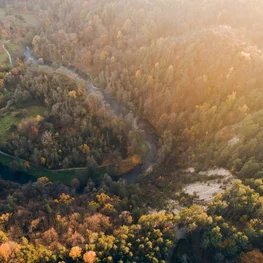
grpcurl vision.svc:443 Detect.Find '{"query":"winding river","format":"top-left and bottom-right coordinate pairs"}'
top-left (0, 47), bottom-right (159, 184)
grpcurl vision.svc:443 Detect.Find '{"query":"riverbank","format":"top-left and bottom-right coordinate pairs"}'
top-left (0, 47), bottom-right (158, 185)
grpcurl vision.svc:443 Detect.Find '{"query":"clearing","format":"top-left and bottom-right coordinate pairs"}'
top-left (183, 168), bottom-right (234, 203)
top-left (0, 104), bottom-right (46, 143)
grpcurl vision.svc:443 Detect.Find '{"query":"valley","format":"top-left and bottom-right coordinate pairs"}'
top-left (0, 1), bottom-right (263, 263)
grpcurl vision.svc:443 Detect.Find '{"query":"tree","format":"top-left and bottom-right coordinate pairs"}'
top-left (83, 251), bottom-right (96, 263)
top-left (240, 249), bottom-right (263, 263)
top-left (69, 246), bottom-right (82, 260)
top-left (158, 130), bottom-right (173, 163)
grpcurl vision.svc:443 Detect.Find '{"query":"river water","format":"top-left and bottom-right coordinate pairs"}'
top-left (0, 163), bottom-right (36, 184)
top-left (0, 47), bottom-right (159, 184)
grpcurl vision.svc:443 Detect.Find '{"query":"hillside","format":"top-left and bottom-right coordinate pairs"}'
top-left (23, 0), bottom-right (263, 176)
top-left (0, 1), bottom-right (263, 262)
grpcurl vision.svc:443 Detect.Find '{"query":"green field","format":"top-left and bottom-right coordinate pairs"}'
top-left (0, 104), bottom-right (46, 143)
top-left (23, 104), bottom-right (47, 116)
top-left (0, 152), bottom-right (77, 184)
top-left (0, 104), bottom-right (105, 184)
top-left (0, 7), bottom-right (40, 26)
top-left (5, 42), bottom-right (23, 58)
top-left (0, 8), bottom-right (5, 18)
top-left (0, 114), bottom-right (21, 143)
top-left (20, 13), bottom-right (40, 26)
top-left (0, 102), bottom-right (75, 184)
top-left (0, 52), bottom-right (8, 65)
top-left (0, 150), bottom-right (110, 184)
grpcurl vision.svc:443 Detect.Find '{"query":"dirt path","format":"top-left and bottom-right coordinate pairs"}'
top-left (2, 41), bottom-right (12, 67)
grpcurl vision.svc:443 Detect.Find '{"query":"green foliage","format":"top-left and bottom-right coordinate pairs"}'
top-left (176, 180), bottom-right (263, 261)
top-left (0, 114), bottom-right (20, 143)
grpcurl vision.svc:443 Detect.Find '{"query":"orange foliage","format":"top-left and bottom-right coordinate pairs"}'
top-left (42, 228), bottom-right (58, 244)
top-left (146, 75), bottom-right (153, 85)
top-left (0, 214), bottom-right (11, 224)
top-left (55, 193), bottom-right (74, 205)
top-left (240, 249), bottom-right (263, 263)
top-left (0, 242), bottom-right (20, 262)
top-left (77, 88), bottom-right (84, 96)
top-left (131, 154), bottom-right (142, 165)
top-left (85, 214), bottom-right (112, 232)
top-left (135, 69), bottom-right (141, 78)
top-left (83, 251), bottom-right (96, 263)
top-left (96, 193), bottom-right (111, 204)
top-left (69, 246), bottom-right (82, 260)
top-left (79, 144), bottom-right (90, 154)
top-left (31, 125), bottom-right (39, 135)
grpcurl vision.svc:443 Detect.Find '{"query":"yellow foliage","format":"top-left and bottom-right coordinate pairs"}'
top-left (0, 214), bottom-right (11, 225)
top-left (239, 104), bottom-right (249, 114)
top-left (96, 193), bottom-right (111, 204)
top-left (147, 75), bottom-right (153, 85)
top-left (40, 157), bottom-right (46, 165)
top-left (55, 193), bottom-right (74, 205)
top-left (102, 203), bottom-right (116, 214)
top-left (79, 144), bottom-right (90, 154)
top-left (168, 65), bottom-right (174, 72)
top-left (226, 92), bottom-right (237, 107)
top-left (68, 90), bottom-right (77, 98)
top-left (131, 155), bottom-right (142, 165)
top-left (36, 115), bottom-right (43, 122)
top-left (37, 177), bottom-right (49, 185)
top-left (135, 70), bottom-right (141, 78)
top-left (99, 51), bottom-right (109, 60)
top-left (24, 161), bottom-right (30, 168)
top-left (0, 79), bottom-right (4, 89)
top-left (110, 56), bottom-right (116, 63)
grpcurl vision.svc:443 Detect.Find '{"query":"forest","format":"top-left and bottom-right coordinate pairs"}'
top-left (1, 176), bottom-right (263, 262)
top-left (0, 0), bottom-right (263, 262)
top-left (23, 0), bottom-right (263, 177)
top-left (1, 63), bottom-right (131, 170)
